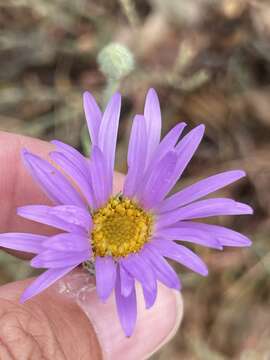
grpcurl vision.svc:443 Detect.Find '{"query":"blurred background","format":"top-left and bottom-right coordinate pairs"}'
top-left (0, 0), bottom-right (269, 358)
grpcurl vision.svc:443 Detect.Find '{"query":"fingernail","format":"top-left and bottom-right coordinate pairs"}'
top-left (58, 271), bottom-right (183, 360)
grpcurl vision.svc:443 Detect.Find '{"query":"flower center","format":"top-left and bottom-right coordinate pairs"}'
top-left (91, 196), bottom-right (153, 258)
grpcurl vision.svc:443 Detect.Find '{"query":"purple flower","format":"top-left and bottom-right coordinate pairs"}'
top-left (0, 89), bottom-right (253, 336)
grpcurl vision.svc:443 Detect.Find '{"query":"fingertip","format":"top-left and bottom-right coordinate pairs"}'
top-left (70, 275), bottom-right (183, 360)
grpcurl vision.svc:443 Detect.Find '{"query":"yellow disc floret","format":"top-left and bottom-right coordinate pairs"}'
top-left (91, 196), bottom-right (153, 258)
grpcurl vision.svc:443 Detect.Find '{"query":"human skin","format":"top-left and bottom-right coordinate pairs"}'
top-left (0, 131), bottom-right (182, 360)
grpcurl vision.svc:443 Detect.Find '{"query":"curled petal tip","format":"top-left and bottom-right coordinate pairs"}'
top-left (21, 148), bottom-right (29, 157)
top-left (16, 207), bottom-right (23, 215)
top-left (172, 281), bottom-right (182, 291)
top-left (50, 140), bottom-right (58, 147)
top-left (19, 296), bottom-right (26, 304)
top-left (148, 87), bottom-right (157, 95)
top-left (111, 91), bottom-right (122, 101)
top-left (197, 124), bottom-right (206, 132)
top-left (237, 203), bottom-right (254, 214)
top-left (83, 90), bottom-right (90, 97)
top-left (239, 236), bottom-right (252, 247)
top-left (107, 92), bottom-right (122, 109)
top-left (245, 239), bottom-right (252, 247)
top-left (202, 268), bottom-right (209, 277)
top-left (197, 262), bottom-right (209, 276)
top-left (228, 169), bottom-right (246, 180)
top-left (237, 170), bottom-right (246, 177)
top-left (83, 90), bottom-right (97, 103)
top-left (20, 291), bottom-right (30, 304)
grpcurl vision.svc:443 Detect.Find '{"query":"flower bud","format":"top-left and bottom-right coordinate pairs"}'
top-left (98, 43), bottom-right (135, 80)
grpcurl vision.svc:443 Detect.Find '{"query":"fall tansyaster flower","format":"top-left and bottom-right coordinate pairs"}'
top-left (0, 89), bottom-right (253, 336)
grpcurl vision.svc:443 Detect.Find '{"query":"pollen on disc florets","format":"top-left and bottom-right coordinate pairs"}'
top-left (91, 196), bottom-right (153, 258)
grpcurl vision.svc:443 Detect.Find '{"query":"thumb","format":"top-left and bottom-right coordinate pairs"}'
top-left (0, 270), bottom-right (183, 360)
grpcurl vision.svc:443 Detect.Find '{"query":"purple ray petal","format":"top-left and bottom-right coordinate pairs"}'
top-left (90, 146), bottom-right (110, 208)
top-left (175, 124), bottom-right (205, 153)
top-left (135, 122), bottom-right (186, 200)
top-left (153, 122), bottom-right (186, 161)
top-left (142, 281), bottom-right (157, 309)
top-left (139, 151), bottom-right (178, 209)
top-left (31, 249), bottom-right (89, 268)
top-left (167, 124), bottom-right (205, 191)
top-left (0, 233), bottom-right (46, 254)
top-left (95, 256), bottom-right (116, 302)
top-left (140, 250), bottom-right (158, 308)
top-left (119, 263), bottom-right (134, 297)
top-left (123, 115), bottom-right (147, 198)
top-left (17, 205), bottom-right (92, 234)
top-left (20, 265), bottom-right (76, 303)
top-left (51, 140), bottom-right (91, 178)
top-left (22, 149), bottom-right (86, 208)
top-left (98, 92), bottom-right (121, 186)
top-left (43, 233), bottom-right (90, 252)
top-left (152, 238), bottom-right (208, 276)
top-left (115, 269), bottom-right (137, 337)
top-left (121, 254), bottom-right (156, 293)
top-left (142, 244), bottom-right (181, 290)
top-left (126, 115), bottom-right (147, 167)
top-left (144, 88), bottom-right (162, 167)
top-left (83, 91), bottom-right (102, 145)
top-left (154, 224), bottom-right (222, 249)
top-left (157, 198), bottom-right (253, 228)
top-left (176, 221), bottom-right (252, 247)
top-left (50, 151), bottom-right (94, 206)
top-left (158, 170), bottom-right (246, 213)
